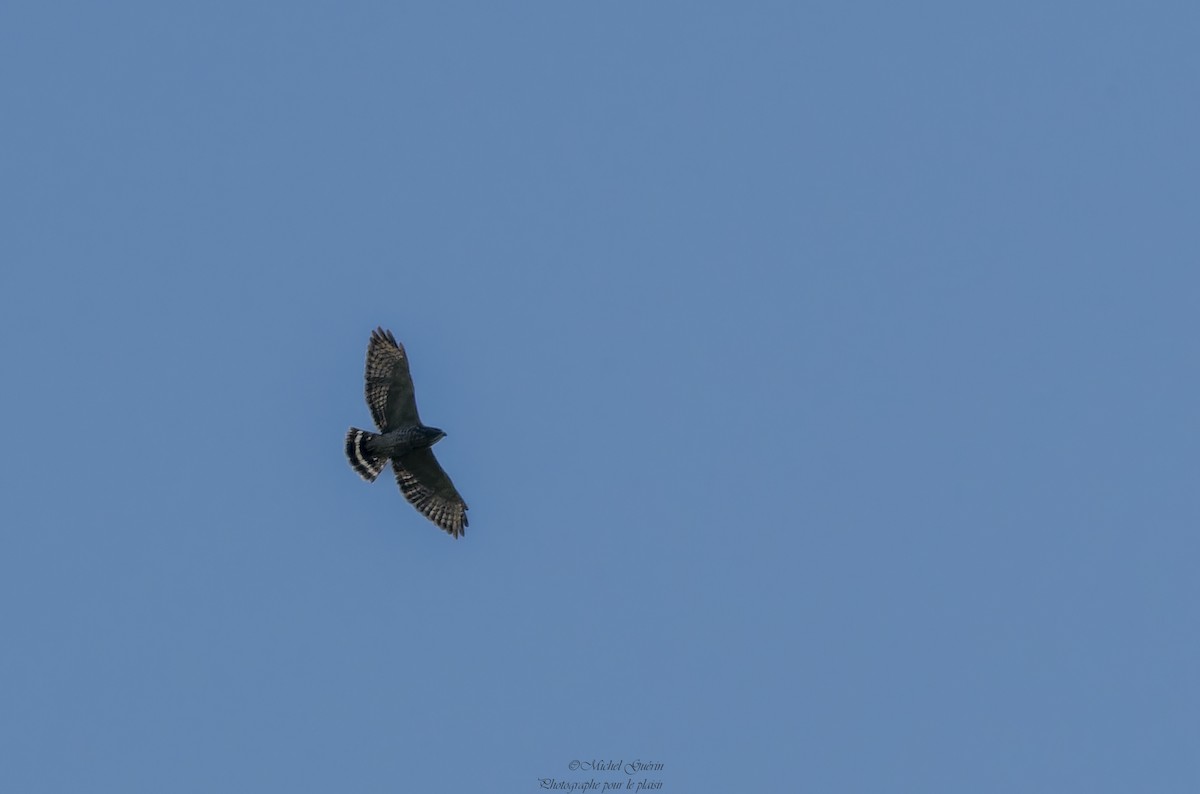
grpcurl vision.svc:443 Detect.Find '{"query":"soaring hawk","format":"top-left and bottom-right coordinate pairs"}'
top-left (344, 328), bottom-right (469, 537)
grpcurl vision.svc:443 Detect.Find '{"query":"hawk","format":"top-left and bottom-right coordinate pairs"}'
top-left (345, 327), bottom-right (469, 537)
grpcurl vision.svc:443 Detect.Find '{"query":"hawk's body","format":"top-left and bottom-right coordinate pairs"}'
top-left (345, 328), bottom-right (469, 537)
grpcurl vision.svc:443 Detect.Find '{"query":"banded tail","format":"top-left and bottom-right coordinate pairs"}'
top-left (345, 428), bottom-right (387, 481)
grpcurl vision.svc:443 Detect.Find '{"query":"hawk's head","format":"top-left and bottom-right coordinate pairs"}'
top-left (421, 426), bottom-right (447, 446)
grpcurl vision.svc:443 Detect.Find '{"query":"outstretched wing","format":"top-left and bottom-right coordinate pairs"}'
top-left (393, 449), bottom-right (469, 538)
top-left (364, 327), bottom-right (420, 431)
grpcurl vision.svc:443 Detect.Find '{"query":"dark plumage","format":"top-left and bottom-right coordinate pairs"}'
top-left (345, 328), bottom-right (469, 537)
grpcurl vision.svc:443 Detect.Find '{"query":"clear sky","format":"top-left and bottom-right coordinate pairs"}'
top-left (2, 2), bottom-right (1198, 792)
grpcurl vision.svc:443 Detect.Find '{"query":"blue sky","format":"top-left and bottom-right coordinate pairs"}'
top-left (2, 2), bottom-right (1198, 791)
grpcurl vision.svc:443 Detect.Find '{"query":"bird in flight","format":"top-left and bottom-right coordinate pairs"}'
top-left (345, 327), bottom-right (469, 537)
